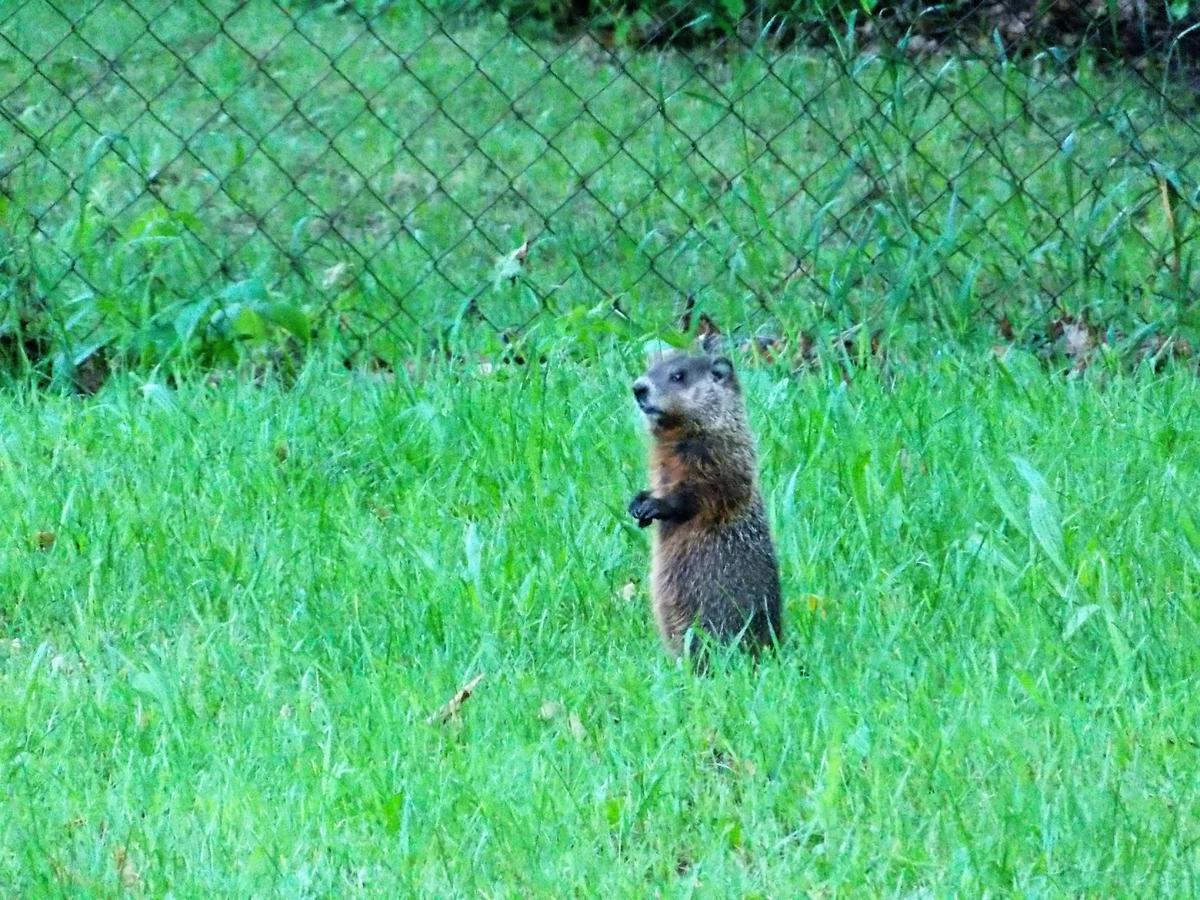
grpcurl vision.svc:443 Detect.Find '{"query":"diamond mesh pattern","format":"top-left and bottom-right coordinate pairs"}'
top-left (2, 0), bottom-right (1199, 358)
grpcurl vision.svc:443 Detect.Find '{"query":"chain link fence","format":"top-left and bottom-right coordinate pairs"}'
top-left (3, 0), bottom-right (1200, 379)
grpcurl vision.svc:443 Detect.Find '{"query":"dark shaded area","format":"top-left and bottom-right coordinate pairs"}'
top-left (490, 0), bottom-right (1200, 65)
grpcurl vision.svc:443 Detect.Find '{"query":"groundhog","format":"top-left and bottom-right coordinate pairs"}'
top-left (628, 339), bottom-right (782, 660)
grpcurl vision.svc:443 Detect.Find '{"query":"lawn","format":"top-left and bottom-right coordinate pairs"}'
top-left (2, 350), bottom-right (1199, 894)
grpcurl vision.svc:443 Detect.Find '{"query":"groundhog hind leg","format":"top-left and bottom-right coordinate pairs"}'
top-left (696, 532), bottom-right (782, 651)
top-left (651, 549), bottom-right (699, 655)
top-left (686, 534), bottom-right (748, 646)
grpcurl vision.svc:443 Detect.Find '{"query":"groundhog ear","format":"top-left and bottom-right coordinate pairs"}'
top-left (710, 357), bottom-right (734, 382)
top-left (696, 331), bottom-right (725, 356)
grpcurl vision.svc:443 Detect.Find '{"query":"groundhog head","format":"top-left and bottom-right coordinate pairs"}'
top-left (632, 336), bottom-right (744, 435)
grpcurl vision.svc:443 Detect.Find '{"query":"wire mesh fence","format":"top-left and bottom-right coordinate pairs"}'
top-left (3, 0), bottom-right (1200, 380)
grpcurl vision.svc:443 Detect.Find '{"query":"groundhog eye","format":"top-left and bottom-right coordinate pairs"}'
top-left (670, 370), bottom-right (686, 383)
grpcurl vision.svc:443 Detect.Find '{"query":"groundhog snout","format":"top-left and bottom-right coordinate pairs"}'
top-left (632, 378), bottom-right (651, 408)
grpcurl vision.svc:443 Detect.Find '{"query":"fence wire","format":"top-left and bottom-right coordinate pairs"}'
top-left (2, 0), bottom-right (1200, 377)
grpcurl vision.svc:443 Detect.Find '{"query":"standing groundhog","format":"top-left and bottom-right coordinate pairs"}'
top-left (628, 339), bottom-right (782, 660)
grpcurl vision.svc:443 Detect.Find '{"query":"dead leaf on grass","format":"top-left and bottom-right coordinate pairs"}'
top-left (696, 312), bottom-right (722, 338)
top-left (739, 334), bottom-right (786, 365)
top-left (1063, 319), bottom-right (1095, 360)
top-left (113, 845), bottom-right (141, 890)
top-left (427, 673), bottom-right (484, 726)
top-left (1045, 315), bottom-right (1099, 370)
top-left (792, 331), bottom-right (818, 371)
top-left (677, 292), bottom-right (697, 332)
top-left (493, 239), bottom-right (531, 284)
top-left (567, 712), bottom-right (587, 741)
top-left (804, 594), bottom-right (829, 618)
top-left (321, 261), bottom-right (354, 292)
top-left (1137, 334), bottom-right (1193, 371)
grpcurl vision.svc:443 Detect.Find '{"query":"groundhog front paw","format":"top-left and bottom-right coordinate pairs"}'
top-left (628, 491), bottom-right (659, 528)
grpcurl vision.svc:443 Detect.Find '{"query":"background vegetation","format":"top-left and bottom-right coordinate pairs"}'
top-left (2, 0), bottom-right (1199, 388)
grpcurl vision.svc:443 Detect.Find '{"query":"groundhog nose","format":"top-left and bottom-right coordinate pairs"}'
top-left (633, 380), bottom-right (649, 404)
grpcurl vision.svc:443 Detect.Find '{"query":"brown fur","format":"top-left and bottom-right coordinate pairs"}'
top-left (629, 347), bottom-right (782, 660)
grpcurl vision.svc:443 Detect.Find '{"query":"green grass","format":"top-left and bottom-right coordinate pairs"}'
top-left (3, 1), bottom-right (1200, 372)
top-left (3, 350), bottom-right (1200, 893)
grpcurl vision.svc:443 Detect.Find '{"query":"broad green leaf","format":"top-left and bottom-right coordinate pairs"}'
top-left (984, 465), bottom-right (1028, 538)
top-left (1012, 455), bottom-right (1069, 581)
top-left (263, 302), bottom-right (311, 341)
top-left (174, 299), bottom-right (214, 342)
top-left (232, 306), bottom-right (267, 340)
